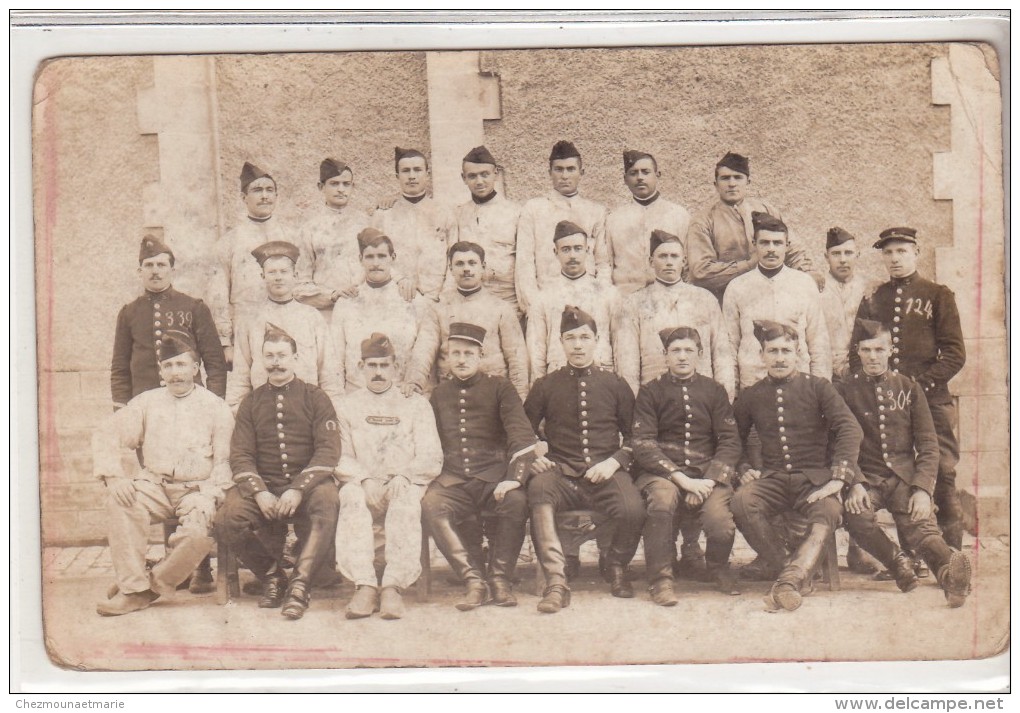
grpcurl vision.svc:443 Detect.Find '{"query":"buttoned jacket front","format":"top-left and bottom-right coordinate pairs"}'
top-left (605, 195), bottom-right (691, 296)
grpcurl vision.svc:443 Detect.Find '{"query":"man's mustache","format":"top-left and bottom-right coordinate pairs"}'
top-left (371, 376), bottom-right (385, 382)
top-left (267, 366), bottom-right (285, 372)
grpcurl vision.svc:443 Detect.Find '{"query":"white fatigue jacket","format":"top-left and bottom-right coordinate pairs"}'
top-left (616, 279), bottom-right (736, 401)
top-left (334, 386), bottom-right (443, 487)
top-left (514, 191), bottom-right (610, 316)
top-left (330, 280), bottom-right (427, 390)
top-left (605, 195), bottom-right (691, 296)
top-left (525, 272), bottom-right (621, 384)
top-left (92, 385), bottom-right (234, 500)
top-left (723, 266), bottom-right (832, 390)
top-left (449, 193), bottom-right (522, 311)
top-left (819, 272), bottom-right (878, 378)
top-left (226, 298), bottom-right (345, 409)
top-left (207, 216), bottom-right (296, 347)
top-left (405, 287), bottom-right (529, 400)
top-left (370, 195), bottom-right (453, 300)
top-left (295, 204), bottom-right (371, 300)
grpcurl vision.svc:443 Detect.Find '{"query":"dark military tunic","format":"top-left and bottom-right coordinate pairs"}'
top-left (851, 273), bottom-right (965, 405)
top-left (430, 372), bottom-right (538, 486)
top-left (733, 371), bottom-right (862, 486)
top-left (632, 372), bottom-right (741, 488)
top-left (230, 377), bottom-right (340, 497)
top-left (837, 369), bottom-right (940, 495)
top-left (524, 364), bottom-right (636, 475)
top-left (111, 287), bottom-right (227, 407)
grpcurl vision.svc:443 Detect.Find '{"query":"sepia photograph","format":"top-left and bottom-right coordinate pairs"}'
top-left (18, 13), bottom-right (1008, 689)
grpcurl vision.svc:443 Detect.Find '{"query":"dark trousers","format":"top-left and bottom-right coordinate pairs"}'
top-left (929, 401), bottom-right (964, 548)
top-left (731, 471), bottom-right (842, 572)
top-left (844, 475), bottom-right (955, 573)
top-left (421, 477), bottom-right (528, 523)
top-left (528, 469), bottom-right (645, 580)
top-left (214, 480), bottom-right (340, 582)
top-left (639, 477), bottom-right (735, 582)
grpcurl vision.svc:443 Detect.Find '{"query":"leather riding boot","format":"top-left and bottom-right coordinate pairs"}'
top-left (704, 530), bottom-right (737, 591)
top-left (458, 516), bottom-right (486, 579)
top-left (642, 511), bottom-right (677, 585)
top-left (281, 581), bottom-right (310, 620)
top-left (530, 504), bottom-right (567, 584)
top-left (676, 525), bottom-right (707, 581)
top-left (607, 565), bottom-right (634, 598)
top-left (890, 551), bottom-right (920, 593)
top-left (847, 539), bottom-right (880, 575)
top-left (735, 511), bottom-right (789, 577)
top-left (456, 579), bottom-right (490, 611)
top-left (189, 556), bottom-right (215, 594)
top-left (259, 566), bottom-right (289, 609)
top-left (429, 516), bottom-right (485, 584)
top-left (487, 516), bottom-right (527, 607)
top-left (537, 584), bottom-right (571, 614)
top-left (282, 520), bottom-right (333, 619)
top-left (766, 523), bottom-right (830, 612)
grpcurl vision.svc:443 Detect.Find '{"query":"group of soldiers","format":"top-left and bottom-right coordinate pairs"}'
top-left (93, 142), bottom-right (972, 621)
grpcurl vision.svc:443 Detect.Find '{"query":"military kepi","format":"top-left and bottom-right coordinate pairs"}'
top-left (716, 152), bottom-right (750, 177)
top-left (449, 322), bottom-right (487, 347)
top-left (549, 140), bottom-right (581, 162)
top-left (240, 161), bottom-right (272, 192)
top-left (463, 145), bottom-right (497, 165)
top-left (320, 158), bottom-right (350, 183)
top-left (361, 332), bottom-right (395, 359)
top-left (139, 234), bottom-right (174, 264)
top-left (751, 211), bottom-right (787, 234)
top-left (623, 149), bottom-right (653, 171)
top-left (158, 330), bottom-right (196, 362)
top-left (826, 227), bottom-right (856, 250)
top-left (560, 305), bottom-right (597, 335)
top-left (753, 319), bottom-right (797, 345)
top-left (873, 226), bottom-right (918, 249)
top-left (553, 220), bottom-right (587, 242)
top-left (649, 229), bottom-right (681, 256)
top-left (855, 318), bottom-right (888, 340)
top-left (251, 240), bottom-right (300, 266)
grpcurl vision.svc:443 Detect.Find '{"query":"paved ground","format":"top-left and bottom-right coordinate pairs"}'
top-left (39, 530), bottom-right (1009, 672)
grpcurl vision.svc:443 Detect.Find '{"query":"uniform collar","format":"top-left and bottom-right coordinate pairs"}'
top-left (471, 190), bottom-right (498, 205)
top-left (146, 286), bottom-right (174, 299)
top-left (453, 372), bottom-right (483, 388)
top-left (668, 372), bottom-right (697, 385)
top-left (891, 272), bottom-right (918, 287)
top-left (633, 191), bottom-right (660, 207)
top-left (655, 276), bottom-right (683, 287)
top-left (169, 383), bottom-right (197, 399)
top-left (862, 369), bottom-right (889, 383)
top-left (757, 264), bottom-right (784, 279)
top-left (457, 285), bottom-right (483, 298)
top-left (767, 371), bottom-right (800, 386)
top-left (567, 363), bottom-right (595, 378)
top-left (268, 297), bottom-right (294, 305)
top-left (268, 376), bottom-right (298, 391)
top-left (552, 190), bottom-right (579, 201)
top-left (402, 192), bottom-right (427, 204)
top-left (561, 270), bottom-right (588, 281)
top-left (366, 278), bottom-right (392, 289)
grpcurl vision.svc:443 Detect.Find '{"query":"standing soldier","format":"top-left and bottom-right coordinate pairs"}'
top-left (616, 229), bottom-right (736, 400)
top-left (515, 141), bottom-right (611, 317)
top-left (111, 236), bottom-right (226, 595)
top-left (420, 323), bottom-right (540, 611)
top-left (632, 327), bottom-right (743, 605)
top-left (525, 306), bottom-right (646, 613)
top-left (208, 161), bottom-right (293, 366)
top-left (687, 152), bottom-right (819, 302)
top-left (730, 320), bottom-right (863, 612)
top-left (839, 320), bottom-right (971, 607)
top-left (526, 220), bottom-right (622, 382)
top-left (336, 334), bottom-right (443, 620)
top-left (226, 241), bottom-right (344, 410)
top-left (723, 212), bottom-right (831, 391)
top-left (215, 326), bottom-right (342, 620)
top-left (294, 158), bottom-right (372, 314)
top-left (450, 146), bottom-right (522, 314)
top-left (93, 333), bottom-right (233, 615)
top-left (331, 228), bottom-right (425, 391)
top-left (851, 227), bottom-right (967, 550)
top-left (605, 150), bottom-right (691, 296)
top-left (370, 147), bottom-right (453, 302)
top-left (820, 227), bottom-right (880, 381)
top-left (112, 235), bottom-right (226, 407)
top-left (404, 241), bottom-right (528, 400)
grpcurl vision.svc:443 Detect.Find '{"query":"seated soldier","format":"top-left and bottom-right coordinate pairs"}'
top-left (731, 320), bottom-right (863, 612)
top-left (420, 323), bottom-right (539, 611)
top-left (215, 325), bottom-right (341, 620)
top-left (93, 332), bottom-right (233, 616)
top-left (335, 333), bottom-right (443, 620)
top-left (839, 319), bottom-right (971, 607)
top-left (632, 327), bottom-right (743, 605)
top-left (525, 306), bottom-right (647, 613)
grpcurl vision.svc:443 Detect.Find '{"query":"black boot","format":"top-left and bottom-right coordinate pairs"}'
top-left (281, 516), bottom-right (334, 619)
top-left (487, 516), bottom-right (526, 607)
top-left (607, 565), bottom-right (634, 598)
top-left (705, 527), bottom-right (737, 593)
top-left (642, 511), bottom-right (677, 586)
top-left (530, 503), bottom-right (568, 585)
top-left (848, 518), bottom-right (917, 593)
top-left (281, 581), bottom-right (310, 620)
top-left (428, 515), bottom-right (488, 610)
top-left (258, 567), bottom-right (289, 608)
top-left (456, 579), bottom-right (490, 611)
top-left (188, 556), bottom-right (215, 594)
top-left (765, 523), bottom-right (831, 612)
top-left (734, 509), bottom-right (789, 580)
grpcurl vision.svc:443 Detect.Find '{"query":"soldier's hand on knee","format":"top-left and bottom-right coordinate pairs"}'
top-left (255, 491), bottom-right (280, 520)
top-left (531, 455), bottom-right (556, 475)
top-left (739, 468), bottom-right (762, 486)
top-left (388, 475), bottom-right (412, 499)
top-left (686, 478), bottom-right (715, 501)
top-left (907, 489), bottom-right (933, 523)
top-left (846, 484), bottom-right (870, 515)
top-left (684, 492), bottom-right (703, 508)
top-left (806, 479), bottom-right (843, 504)
top-left (277, 489), bottom-right (303, 518)
top-left (105, 477), bottom-right (137, 508)
top-left (493, 480), bottom-right (520, 502)
top-left (584, 458), bottom-right (619, 484)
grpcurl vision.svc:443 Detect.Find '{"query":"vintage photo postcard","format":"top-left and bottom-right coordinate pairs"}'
top-left (20, 16), bottom-right (1008, 688)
